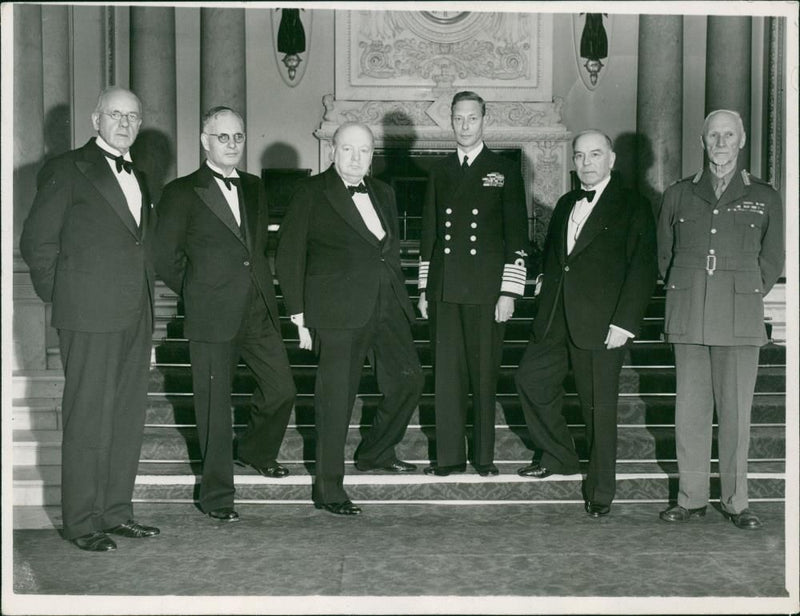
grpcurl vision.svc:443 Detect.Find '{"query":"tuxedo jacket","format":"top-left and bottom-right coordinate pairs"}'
top-left (20, 138), bottom-right (155, 333)
top-left (534, 174), bottom-right (657, 350)
top-left (275, 165), bottom-right (414, 330)
top-left (153, 164), bottom-right (280, 342)
top-left (419, 146), bottom-right (529, 304)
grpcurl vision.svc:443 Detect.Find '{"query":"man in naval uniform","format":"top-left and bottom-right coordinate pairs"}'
top-left (418, 91), bottom-right (529, 476)
top-left (658, 109), bottom-right (784, 530)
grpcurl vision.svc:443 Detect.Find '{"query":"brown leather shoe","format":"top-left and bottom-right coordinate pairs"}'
top-left (71, 531), bottom-right (117, 552)
top-left (659, 504), bottom-right (707, 523)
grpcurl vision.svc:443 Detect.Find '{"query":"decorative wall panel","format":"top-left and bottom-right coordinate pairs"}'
top-left (335, 10), bottom-right (553, 101)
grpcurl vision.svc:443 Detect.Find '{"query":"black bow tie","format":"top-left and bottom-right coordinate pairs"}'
top-left (347, 183), bottom-right (368, 196)
top-left (104, 153), bottom-right (133, 174)
top-left (575, 189), bottom-right (596, 202)
top-left (211, 170), bottom-right (240, 191)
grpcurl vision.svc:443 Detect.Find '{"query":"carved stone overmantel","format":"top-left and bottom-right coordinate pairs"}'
top-left (335, 11), bottom-right (553, 102)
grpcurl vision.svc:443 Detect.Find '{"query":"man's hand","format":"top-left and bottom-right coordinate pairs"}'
top-left (418, 291), bottom-right (428, 319)
top-left (604, 326), bottom-right (631, 349)
top-left (495, 295), bottom-right (515, 323)
top-left (298, 326), bottom-right (313, 351)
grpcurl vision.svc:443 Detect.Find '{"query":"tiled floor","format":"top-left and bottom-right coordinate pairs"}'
top-left (8, 501), bottom-right (791, 612)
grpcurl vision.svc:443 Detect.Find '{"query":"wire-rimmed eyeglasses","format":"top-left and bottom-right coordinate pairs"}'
top-left (206, 133), bottom-right (246, 144)
top-left (100, 110), bottom-right (142, 124)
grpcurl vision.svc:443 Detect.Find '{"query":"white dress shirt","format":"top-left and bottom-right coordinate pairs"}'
top-left (456, 142), bottom-right (484, 168)
top-left (96, 135), bottom-right (142, 226)
top-left (346, 183), bottom-right (385, 241)
top-left (206, 160), bottom-right (241, 225)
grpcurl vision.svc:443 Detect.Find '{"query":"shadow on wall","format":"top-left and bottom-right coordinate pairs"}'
top-left (131, 129), bottom-right (175, 204)
top-left (260, 142), bottom-right (301, 170)
top-left (614, 132), bottom-right (658, 213)
top-left (13, 104), bottom-right (72, 246)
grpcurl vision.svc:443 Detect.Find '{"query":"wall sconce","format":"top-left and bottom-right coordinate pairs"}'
top-left (573, 13), bottom-right (611, 91)
top-left (271, 8), bottom-right (311, 87)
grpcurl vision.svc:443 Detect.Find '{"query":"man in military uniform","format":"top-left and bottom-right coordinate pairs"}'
top-left (418, 91), bottom-right (528, 476)
top-left (658, 109), bottom-right (784, 530)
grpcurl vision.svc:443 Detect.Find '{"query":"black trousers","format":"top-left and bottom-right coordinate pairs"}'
top-left (515, 298), bottom-right (625, 506)
top-left (57, 298), bottom-right (152, 540)
top-left (312, 275), bottom-right (423, 504)
top-left (428, 300), bottom-right (505, 467)
top-left (189, 287), bottom-right (295, 512)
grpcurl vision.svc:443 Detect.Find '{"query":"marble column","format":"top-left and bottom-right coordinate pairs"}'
top-left (636, 15), bottom-right (683, 208)
top-left (41, 5), bottom-right (72, 158)
top-left (13, 4), bottom-right (47, 369)
top-left (200, 8), bottom-right (247, 162)
top-left (706, 15), bottom-right (751, 167)
top-left (130, 6), bottom-right (177, 199)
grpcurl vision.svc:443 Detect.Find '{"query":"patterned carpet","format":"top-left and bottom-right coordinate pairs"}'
top-left (9, 501), bottom-right (789, 612)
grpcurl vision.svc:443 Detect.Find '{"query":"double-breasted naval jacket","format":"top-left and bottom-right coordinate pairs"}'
top-left (657, 167), bottom-right (784, 346)
top-left (418, 147), bottom-right (529, 304)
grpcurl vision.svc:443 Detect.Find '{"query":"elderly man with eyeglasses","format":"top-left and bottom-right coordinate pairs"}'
top-left (154, 106), bottom-right (296, 523)
top-left (21, 86), bottom-right (160, 551)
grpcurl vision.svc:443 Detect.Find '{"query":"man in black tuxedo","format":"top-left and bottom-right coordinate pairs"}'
top-left (276, 122), bottom-right (423, 515)
top-left (154, 107), bottom-right (295, 522)
top-left (418, 91), bottom-right (529, 476)
top-left (514, 130), bottom-right (657, 517)
top-left (21, 86), bottom-right (159, 551)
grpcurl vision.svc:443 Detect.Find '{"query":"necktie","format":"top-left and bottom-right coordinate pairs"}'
top-left (461, 155), bottom-right (469, 172)
top-left (575, 189), bottom-right (596, 202)
top-left (211, 170), bottom-right (240, 191)
top-left (712, 176), bottom-right (726, 199)
top-left (104, 153), bottom-right (133, 174)
top-left (347, 183), bottom-right (368, 195)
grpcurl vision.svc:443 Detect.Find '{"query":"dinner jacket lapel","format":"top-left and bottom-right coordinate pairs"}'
top-left (193, 164), bottom-right (247, 248)
top-left (75, 139), bottom-right (140, 239)
top-left (568, 176), bottom-right (623, 258)
top-left (323, 167), bottom-right (381, 247)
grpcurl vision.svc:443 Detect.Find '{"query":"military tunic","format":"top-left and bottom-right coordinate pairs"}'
top-left (657, 166), bottom-right (784, 514)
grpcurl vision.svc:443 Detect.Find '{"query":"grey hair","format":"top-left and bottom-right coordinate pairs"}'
top-left (332, 121), bottom-right (374, 147)
top-left (94, 85), bottom-right (142, 115)
top-left (702, 109), bottom-right (745, 136)
top-left (571, 129), bottom-right (614, 151)
top-left (201, 106), bottom-right (244, 133)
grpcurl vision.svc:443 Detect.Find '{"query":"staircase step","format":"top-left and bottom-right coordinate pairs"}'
top-left (12, 398), bottom-right (61, 430)
top-left (147, 365), bottom-right (786, 396)
top-left (14, 461), bottom-right (785, 506)
top-left (139, 392), bottom-right (786, 427)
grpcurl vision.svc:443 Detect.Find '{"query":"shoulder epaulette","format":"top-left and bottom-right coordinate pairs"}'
top-left (741, 169), bottom-right (751, 186)
top-left (691, 169), bottom-right (703, 184)
top-left (743, 170), bottom-right (771, 187)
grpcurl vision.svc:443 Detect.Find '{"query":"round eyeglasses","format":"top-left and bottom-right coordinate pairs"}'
top-left (206, 133), bottom-right (246, 144)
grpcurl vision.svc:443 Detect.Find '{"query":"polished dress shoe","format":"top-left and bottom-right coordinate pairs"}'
top-left (71, 531), bottom-right (117, 552)
top-left (517, 463), bottom-right (552, 478)
top-left (314, 500), bottom-right (362, 516)
top-left (659, 504), bottom-right (707, 523)
top-left (356, 459), bottom-right (417, 473)
top-left (423, 463), bottom-right (466, 476)
top-left (207, 507), bottom-right (240, 522)
top-left (723, 508), bottom-right (763, 530)
top-left (236, 458), bottom-right (290, 478)
top-left (104, 520), bottom-right (160, 538)
top-left (585, 502), bottom-right (611, 517)
top-left (474, 463), bottom-right (500, 476)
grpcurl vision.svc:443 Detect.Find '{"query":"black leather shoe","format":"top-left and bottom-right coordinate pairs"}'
top-left (71, 531), bottom-right (117, 552)
top-left (474, 463), bottom-right (500, 476)
top-left (356, 459), bottom-right (417, 473)
top-left (314, 500), bottom-right (362, 515)
top-left (104, 520), bottom-right (160, 538)
top-left (723, 508), bottom-right (763, 530)
top-left (586, 502), bottom-right (611, 517)
top-left (659, 504), bottom-right (707, 523)
top-left (236, 458), bottom-right (290, 478)
top-left (207, 507), bottom-right (240, 522)
top-left (423, 463), bottom-right (467, 476)
top-left (517, 463), bottom-right (552, 478)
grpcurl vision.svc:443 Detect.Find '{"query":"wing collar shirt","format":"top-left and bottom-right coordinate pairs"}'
top-left (206, 160), bottom-right (241, 225)
top-left (96, 135), bottom-right (142, 226)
